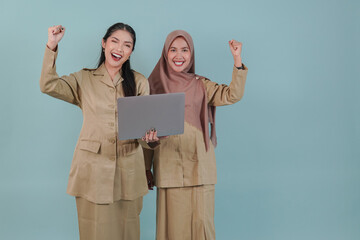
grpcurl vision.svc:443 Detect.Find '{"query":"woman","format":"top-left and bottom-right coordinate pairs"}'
top-left (144, 30), bottom-right (248, 240)
top-left (40, 23), bottom-right (155, 240)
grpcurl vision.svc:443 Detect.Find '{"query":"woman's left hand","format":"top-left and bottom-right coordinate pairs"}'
top-left (228, 39), bottom-right (243, 68)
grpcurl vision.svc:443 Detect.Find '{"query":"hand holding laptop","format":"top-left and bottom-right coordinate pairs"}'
top-left (142, 128), bottom-right (159, 143)
top-left (141, 128), bottom-right (169, 148)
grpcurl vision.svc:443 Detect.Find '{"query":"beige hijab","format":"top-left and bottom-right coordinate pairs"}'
top-left (148, 30), bottom-right (217, 151)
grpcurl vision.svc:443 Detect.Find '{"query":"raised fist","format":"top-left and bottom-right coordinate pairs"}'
top-left (228, 39), bottom-right (242, 57)
top-left (47, 25), bottom-right (65, 51)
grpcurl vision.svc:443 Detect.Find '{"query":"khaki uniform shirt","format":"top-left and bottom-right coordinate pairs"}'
top-left (144, 66), bottom-right (248, 188)
top-left (40, 47), bottom-right (149, 204)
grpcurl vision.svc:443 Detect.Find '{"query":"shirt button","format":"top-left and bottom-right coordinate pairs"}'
top-left (108, 104), bottom-right (115, 108)
top-left (110, 88), bottom-right (115, 93)
top-left (109, 122), bottom-right (114, 127)
top-left (109, 156), bottom-right (115, 161)
top-left (109, 138), bottom-right (116, 144)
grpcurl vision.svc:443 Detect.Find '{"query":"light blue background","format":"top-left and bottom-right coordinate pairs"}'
top-left (0, 0), bottom-right (359, 239)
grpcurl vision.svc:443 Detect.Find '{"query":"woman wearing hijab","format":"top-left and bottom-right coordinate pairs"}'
top-left (40, 23), bottom-right (158, 240)
top-left (143, 30), bottom-right (248, 239)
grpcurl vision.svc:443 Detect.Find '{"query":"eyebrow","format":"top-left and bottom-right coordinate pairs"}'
top-left (170, 46), bottom-right (189, 49)
top-left (111, 37), bottom-right (133, 44)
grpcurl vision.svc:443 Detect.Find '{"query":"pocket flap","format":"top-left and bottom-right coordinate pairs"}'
top-left (78, 140), bottom-right (101, 153)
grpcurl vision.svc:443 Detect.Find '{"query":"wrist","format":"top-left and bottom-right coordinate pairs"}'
top-left (235, 63), bottom-right (245, 70)
top-left (147, 141), bottom-right (160, 149)
top-left (46, 42), bottom-right (58, 51)
top-left (234, 57), bottom-right (242, 68)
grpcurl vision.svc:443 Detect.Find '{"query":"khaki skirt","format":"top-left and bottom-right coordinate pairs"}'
top-left (156, 184), bottom-right (215, 240)
top-left (76, 196), bottom-right (143, 240)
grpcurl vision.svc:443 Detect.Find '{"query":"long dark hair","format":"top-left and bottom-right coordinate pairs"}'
top-left (98, 23), bottom-right (136, 97)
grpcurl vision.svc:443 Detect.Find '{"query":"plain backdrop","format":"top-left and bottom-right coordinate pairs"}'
top-left (0, 0), bottom-right (359, 239)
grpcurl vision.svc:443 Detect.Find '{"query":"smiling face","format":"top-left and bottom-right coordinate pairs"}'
top-left (102, 29), bottom-right (134, 72)
top-left (167, 37), bottom-right (191, 73)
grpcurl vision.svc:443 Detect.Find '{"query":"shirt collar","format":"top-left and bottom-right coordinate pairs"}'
top-left (94, 63), bottom-right (124, 87)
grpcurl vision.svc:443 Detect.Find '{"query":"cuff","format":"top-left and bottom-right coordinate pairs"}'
top-left (236, 63), bottom-right (245, 70)
top-left (234, 63), bottom-right (248, 71)
top-left (44, 45), bottom-right (59, 65)
top-left (138, 139), bottom-right (161, 149)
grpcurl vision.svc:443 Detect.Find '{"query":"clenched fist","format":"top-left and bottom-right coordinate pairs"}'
top-left (228, 39), bottom-right (243, 68)
top-left (47, 25), bottom-right (66, 51)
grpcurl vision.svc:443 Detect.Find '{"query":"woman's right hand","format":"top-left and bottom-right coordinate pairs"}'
top-left (228, 39), bottom-right (243, 68)
top-left (47, 25), bottom-right (65, 51)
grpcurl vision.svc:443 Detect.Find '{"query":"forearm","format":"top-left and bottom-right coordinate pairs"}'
top-left (227, 65), bottom-right (248, 103)
top-left (205, 65), bottom-right (248, 106)
top-left (143, 148), bottom-right (154, 171)
top-left (39, 46), bottom-right (80, 105)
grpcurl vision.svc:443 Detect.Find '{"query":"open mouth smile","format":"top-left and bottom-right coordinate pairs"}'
top-left (174, 61), bottom-right (185, 66)
top-left (111, 53), bottom-right (122, 61)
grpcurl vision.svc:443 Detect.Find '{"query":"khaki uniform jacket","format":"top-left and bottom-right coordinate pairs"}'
top-left (40, 47), bottom-right (149, 204)
top-left (144, 66), bottom-right (248, 188)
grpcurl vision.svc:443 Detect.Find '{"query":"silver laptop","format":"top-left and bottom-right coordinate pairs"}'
top-left (117, 93), bottom-right (185, 140)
